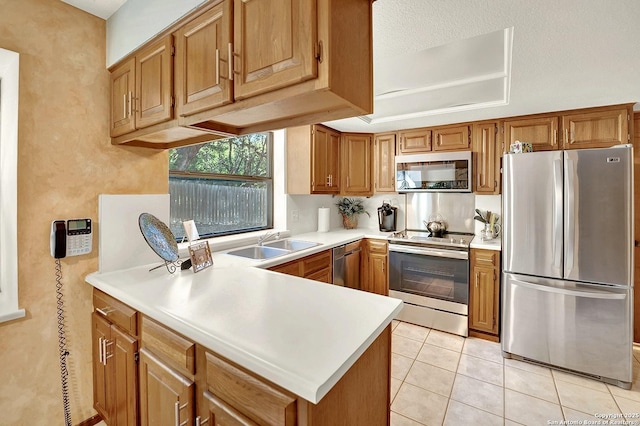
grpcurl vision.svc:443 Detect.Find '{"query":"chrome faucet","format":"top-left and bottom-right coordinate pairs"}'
top-left (258, 231), bottom-right (280, 246)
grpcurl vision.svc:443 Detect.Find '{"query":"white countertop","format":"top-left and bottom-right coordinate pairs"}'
top-left (85, 228), bottom-right (402, 404)
top-left (470, 236), bottom-right (502, 251)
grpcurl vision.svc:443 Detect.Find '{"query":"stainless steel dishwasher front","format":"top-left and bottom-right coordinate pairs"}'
top-left (332, 241), bottom-right (361, 289)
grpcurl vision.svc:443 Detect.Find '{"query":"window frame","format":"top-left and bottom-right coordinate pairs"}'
top-left (168, 132), bottom-right (274, 240)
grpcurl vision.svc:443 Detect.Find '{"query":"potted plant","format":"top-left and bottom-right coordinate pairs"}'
top-left (335, 198), bottom-right (369, 229)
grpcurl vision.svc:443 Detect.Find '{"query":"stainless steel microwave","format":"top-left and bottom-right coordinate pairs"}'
top-left (395, 151), bottom-right (472, 192)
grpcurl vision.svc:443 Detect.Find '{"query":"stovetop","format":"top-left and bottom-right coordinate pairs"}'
top-left (388, 229), bottom-right (474, 249)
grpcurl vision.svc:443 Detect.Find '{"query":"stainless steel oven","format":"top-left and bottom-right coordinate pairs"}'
top-left (388, 231), bottom-right (471, 337)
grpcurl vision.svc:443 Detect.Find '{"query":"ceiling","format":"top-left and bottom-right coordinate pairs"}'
top-left (63, 0), bottom-right (640, 133)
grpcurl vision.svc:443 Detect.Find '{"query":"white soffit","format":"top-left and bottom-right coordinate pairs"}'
top-left (359, 28), bottom-right (513, 125)
top-left (60, 0), bottom-right (127, 19)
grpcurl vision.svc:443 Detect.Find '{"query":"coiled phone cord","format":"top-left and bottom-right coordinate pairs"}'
top-left (55, 258), bottom-right (72, 426)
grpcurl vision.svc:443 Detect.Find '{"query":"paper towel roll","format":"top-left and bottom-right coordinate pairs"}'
top-left (317, 207), bottom-right (330, 232)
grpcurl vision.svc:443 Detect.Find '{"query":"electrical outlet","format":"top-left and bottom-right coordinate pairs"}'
top-left (290, 209), bottom-right (299, 222)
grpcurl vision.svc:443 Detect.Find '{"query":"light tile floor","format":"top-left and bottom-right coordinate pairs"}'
top-left (390, 320), bottom-right (640, 426)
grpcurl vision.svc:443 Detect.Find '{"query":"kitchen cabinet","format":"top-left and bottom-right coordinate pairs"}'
top-left (433, 124), bottom-right (470, 151)
top-left (286, 124), bottom-right (340, 195)
top-left (110, 36), bottom-right (174, 138)
top-left (139, 316), bottom-right (196, 426)
top-left (469, 249), bottom-right (500, 340)
top-left (183, 0), bottom-right (372, 135)
top-left (397, 128), bottom-right (432, 154)
top-left (473, 122), bottom-right (501, 194)
top-left (268, 249), bottom-right (333, 284)
top-left (341, 133), bottom-right (373, 196)
top-left (92, 290), bottom-right (139, 426)
top-left (362, 239), bottom-right (389, 296)
top-left (373, 132), bottom-right (396, 193)
top-left (175, 1), bottom-right (233, 116)
top-left (560, 106), bottom-right (630, 149)
top-left (503, 116), bottom-right (559, 152)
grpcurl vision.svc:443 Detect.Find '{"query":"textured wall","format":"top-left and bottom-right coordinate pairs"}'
top-left (0, 0), bottom-right (168, 424)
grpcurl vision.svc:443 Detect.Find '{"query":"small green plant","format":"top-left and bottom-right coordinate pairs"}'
top-left (335, 198), bottom-right (370, 218)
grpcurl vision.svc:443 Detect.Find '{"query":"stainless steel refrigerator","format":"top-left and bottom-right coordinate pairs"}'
top-left (502, 144), bottom-right (634, 389)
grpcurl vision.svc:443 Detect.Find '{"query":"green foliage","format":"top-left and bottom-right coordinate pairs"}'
top-left (335, 198), bottom-right (370, 218)
top-left (169, 133), bottom-right (270, 177)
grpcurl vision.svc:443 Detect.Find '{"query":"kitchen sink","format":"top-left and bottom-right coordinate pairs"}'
top-left (226, 246), bottom-right (290, 260)
top-left (263, 239), bottom-right (321, 251)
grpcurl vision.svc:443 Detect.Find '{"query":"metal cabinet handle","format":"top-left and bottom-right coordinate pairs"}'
top-left (103, 340), bottom-right (113, 363)
top-left (228, 43), bottom-right (234, 81)
top-left (101, 338), bottom-right (107, 365)
top-left (195, 416), bottom-right (209, 426)
top-left (96, 307), bottom-right (114, 317)
top-left (98, 337), bottom-right (103, 365)
top-left (122, 94), bottom-right (127, 119)
top-left (174, 401), bottom-right (189, 426)
top-left (215, 48), bottom-right (220, 86)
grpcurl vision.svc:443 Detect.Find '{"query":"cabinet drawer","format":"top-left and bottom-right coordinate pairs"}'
top-left (473, 249), bottom-right (499, 267)
top-left (302, 250), bottom-right (332, 276)
top-left (367, 239), bottom-right (388, 254)
top-left (141, 316), bottom-right (196, 376)
top-left (269, 260), bottom-right (302, 277)
top-left (205, 351), bottom-right (297, 426)
top-left (93, 289), bottom-right (138, 336)
top-left (306, 267), bottom-right (332, 284)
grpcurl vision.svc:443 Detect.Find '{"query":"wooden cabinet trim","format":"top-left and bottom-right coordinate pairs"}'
top-left (141, 315), bottom-right (196, 376)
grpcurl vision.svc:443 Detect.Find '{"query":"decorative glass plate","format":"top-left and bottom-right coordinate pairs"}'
top-left (138, 213), bottom-right (179, 263)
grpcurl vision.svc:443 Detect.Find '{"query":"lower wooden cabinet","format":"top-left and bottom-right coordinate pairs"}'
top-left (362, 239), bottom-right (389, 296)
top-left (139, 348), bottom-right (195, 426)
top-left (268, 249), bottom-right (332, 284)
top-left (92, 291), bottom-right (139, 426)
top-left (469, 249), bottom-right (501, 340)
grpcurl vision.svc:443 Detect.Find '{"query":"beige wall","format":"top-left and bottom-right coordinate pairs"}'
top-left (0, 0), bottom-right (168, 423)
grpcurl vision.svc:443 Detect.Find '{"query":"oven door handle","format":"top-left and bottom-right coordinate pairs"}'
top-left (389, 245), bottom-right (468, 260)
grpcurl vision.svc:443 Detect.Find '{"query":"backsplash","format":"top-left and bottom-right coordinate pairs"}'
top-left (406, 192), bottom-right (476, 233)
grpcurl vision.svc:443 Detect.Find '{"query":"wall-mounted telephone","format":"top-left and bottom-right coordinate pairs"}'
top-left (50, 218), bottom-right (93, 259)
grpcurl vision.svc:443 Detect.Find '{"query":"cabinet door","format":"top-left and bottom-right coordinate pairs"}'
top-left (469, 265), bottom-right (498, 334)
top-left (369, 253), bottom-right (388, 296)
top-left (201, 391), bottom-right (258, 426)
top-left (374, 133), bottom-right (396, 193)
top-left (473, 122), bottom-right (500, 194)
top-left (175, 1), bottom-right (232, 116)
top-left (398, 128), bottom-right (432, 154)
top-left (139, 348), bottom-right (194, 426)
top-left (433, 125), bottom-right (470, 151)
top-left (503, 116), bottom-right (559, 151)
top-left (561, 107), bottom-right (629, 149)
top-left (92, 313), bottom-right (113, 423)
top-left (311, 125), bottom-right (340, 194)
top-left (110, 58), bottom-right (136, 137)
top-left (342, 133), bottom-right (373, 196)
top-left (112, 326), bottom-right (139, 426)
top-left (233, 0), bottom-right (317, 100)
top-left (135, 36), bottom-right (174, 129)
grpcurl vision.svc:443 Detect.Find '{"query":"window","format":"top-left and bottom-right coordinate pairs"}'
top-left (169, 133), bottom-right (273, 241)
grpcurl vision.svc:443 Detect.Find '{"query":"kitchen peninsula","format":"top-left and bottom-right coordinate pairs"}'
top-left (86, 231), bottom-right (402, 425)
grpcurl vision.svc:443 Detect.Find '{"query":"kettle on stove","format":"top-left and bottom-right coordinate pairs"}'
top-left (424, 213), bottom-right (447, 237)
top-left (377, 202), bottom-right (397, 232)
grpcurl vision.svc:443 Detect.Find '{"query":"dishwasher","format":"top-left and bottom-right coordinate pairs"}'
top-left (332, 240), bottom-right (361, 289)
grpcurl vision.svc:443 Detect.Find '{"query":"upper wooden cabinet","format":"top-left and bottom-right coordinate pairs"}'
top-left (473, 122), bottom-right (501, 194)
top-left (341, 133), bottom-right (373, 196)
top-left (503, 116), bottom-right (559, 151)
top-left (286, 124), bottom-right (340, 194)
top-left (233, 0), bottom-right (316, 100)
top-left (561, 106), bottom-right (629, 149)
top-left (183, 0), bottom-right (372, 134)
top-left (175, 1), bottom-right (233, 116)
top-left (433, 125), bottom-right (470, 151)
top-left (111, 36), bottom-right (174, 139)
top-left (502, 104), bottom-right (632, 152)
top-left (373, 133), bottom-right (396, 193)
top-left (398, 128), bottom-right (431, 154)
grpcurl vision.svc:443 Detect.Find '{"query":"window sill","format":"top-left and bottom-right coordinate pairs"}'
top-left (177, 229), bottom-right (291, 257)
top-left (0, 307), bottom-right (26, 324)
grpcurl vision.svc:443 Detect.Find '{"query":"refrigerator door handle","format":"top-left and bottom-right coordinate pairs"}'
top-left (511, 278), bottom-right (626, 300)
top-left (553, 159), bottom-right (562, 270)
top-left (565, 157), bottom-right (576, 276)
